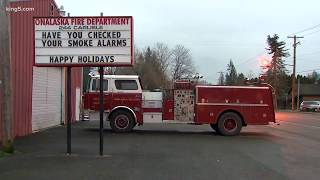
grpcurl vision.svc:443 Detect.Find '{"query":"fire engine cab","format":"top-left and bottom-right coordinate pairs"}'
top-left (83, 75), bottom-right (275, 136)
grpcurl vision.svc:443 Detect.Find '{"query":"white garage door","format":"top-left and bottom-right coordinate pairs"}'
top-left (32, 67), bottom-right (63, 131)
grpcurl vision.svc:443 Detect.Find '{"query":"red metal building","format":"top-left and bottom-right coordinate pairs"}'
top-left (0, 0), bottom-right (82, 140)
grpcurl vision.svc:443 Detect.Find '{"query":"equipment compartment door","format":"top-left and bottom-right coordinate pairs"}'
top-left (174, 89), bottom-right (194, 122)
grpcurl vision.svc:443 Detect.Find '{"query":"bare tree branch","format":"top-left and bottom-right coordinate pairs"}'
top-left (153, 42), bottom-right (171, 75)
top-left (171, 45), bottom-right (194, 80)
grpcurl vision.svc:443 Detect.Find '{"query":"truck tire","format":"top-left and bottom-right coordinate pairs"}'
top-left (217, 112), bottom-right (242, 136)
top-left (110, 110), bottom-right (135, 133)
top-left (210, 124), bottom-right (220, 134)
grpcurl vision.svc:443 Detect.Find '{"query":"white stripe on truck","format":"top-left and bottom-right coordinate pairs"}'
top-left (197, 103), bottom-right (269, 107)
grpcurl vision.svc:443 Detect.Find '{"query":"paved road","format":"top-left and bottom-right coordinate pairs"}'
top-left (0, 111), bottom-right (319, 180)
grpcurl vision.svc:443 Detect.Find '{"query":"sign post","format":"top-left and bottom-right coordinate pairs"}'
top-left (98, 13), bottom-right (104, 157)
top-left (33, 16), bottom-right (134, 155)
top-left (99, 67), bottom-right (104, 156)
top-left (67, 67), bottom-right (71, 154)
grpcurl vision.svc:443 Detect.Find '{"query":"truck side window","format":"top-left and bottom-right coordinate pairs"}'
top-left (91, 79), bottom-right (108, 91)
top-left (115, 80), bottom-right (138, 90)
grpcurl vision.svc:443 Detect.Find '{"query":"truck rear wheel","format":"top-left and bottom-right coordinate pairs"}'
top-left (217, 112), bottom-right (242, 136)
top-left (110, 110), bottom-right (135, 133)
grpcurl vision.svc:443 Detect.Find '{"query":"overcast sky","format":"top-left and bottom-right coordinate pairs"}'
top-left (56, 0), bottom-right (320, 83)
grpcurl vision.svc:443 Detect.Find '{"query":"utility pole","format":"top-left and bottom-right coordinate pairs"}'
top-left (287, 35), bottom-right (303, 111)
top-left (297, 77), bottom-right (300, 110)
top-left (0, 0), bottom-right (14, 152)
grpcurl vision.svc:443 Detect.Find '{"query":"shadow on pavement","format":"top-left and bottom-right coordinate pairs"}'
top-left (82, 127), bottom-right (276, 138)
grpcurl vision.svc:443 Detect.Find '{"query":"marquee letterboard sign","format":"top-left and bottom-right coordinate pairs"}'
top-left (34, 16), bottom-right (133, 66)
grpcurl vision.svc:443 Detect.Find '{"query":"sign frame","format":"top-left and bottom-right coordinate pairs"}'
top-left (33, 16), bottom-right (134, 67)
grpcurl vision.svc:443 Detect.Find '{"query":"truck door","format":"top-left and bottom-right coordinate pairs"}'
top-left (83, 78), bottom-right (112, 112)
top-left (163, 99), bottom-right (174, 120)
top-left (174, 89), bottom-right (195, 122)
top-left (110, 79), bottom-right (142, 121)
top-left (162, 89), bottom-right (174, 121)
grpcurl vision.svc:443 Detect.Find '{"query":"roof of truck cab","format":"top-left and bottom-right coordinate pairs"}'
top-left (91, 75), bottom-right (139, 79)
top-left (196, 85), bottom-right (270, 89)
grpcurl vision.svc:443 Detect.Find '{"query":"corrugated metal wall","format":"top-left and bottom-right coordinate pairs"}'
top-left (8, 0), bottom-right (60, 137)
top-left (0, 0), bottom-right (82, 139)
top-left (0, 88), bottom-right (2, 139)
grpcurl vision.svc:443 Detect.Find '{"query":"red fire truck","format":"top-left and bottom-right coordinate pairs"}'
top-left (83, 75), bottom-right (275, 136)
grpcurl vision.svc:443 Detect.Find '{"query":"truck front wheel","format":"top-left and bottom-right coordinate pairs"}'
top-left (110, 110), bottom-right (135, 132)
top-left (210, 124), bottom-right (220, 134)
top-left (217, 112), bottom-right (242, 136)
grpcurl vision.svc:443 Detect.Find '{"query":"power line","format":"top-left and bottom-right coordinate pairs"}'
top-left (302, 28), bottom-right (320, 37)
top-left (234, 51), bottom-right (265, 67)
top-left (215, 51), bottom-right (265, 79)
top-left (298, 50), bottom-right (320, 57)
top-left (296, 59), bottom-right (320, 64)
top-left (291, 23), bottom-right (320, 35)
top-left (297, 68), bottom-right (320, 74)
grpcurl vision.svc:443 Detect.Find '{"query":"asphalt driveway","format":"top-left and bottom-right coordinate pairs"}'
top-left (0, 111), bottom-right (319, 180)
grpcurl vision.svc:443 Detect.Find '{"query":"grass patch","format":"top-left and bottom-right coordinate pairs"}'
top-left (0, 147), bottom-right (16, 158)
top-left (2, 140), bottom-right (14, 153)
top-left (0, 150), bottom-right (20, 158)
top-left (0, 150), bottom-right (11, 158)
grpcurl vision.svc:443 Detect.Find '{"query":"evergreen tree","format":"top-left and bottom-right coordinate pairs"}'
top-left (225, 59), bottom-right (238, 85)
top-left (264, 34), bottom-right (289, 97)
top-left (217, 72), bottom-right (225, 85)
top-left (237, 73), bottom-right (246, 85)
top-left (298, 71), bottom-right (320, 84)
top-left (310, 71), bottom-right (319, 84)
